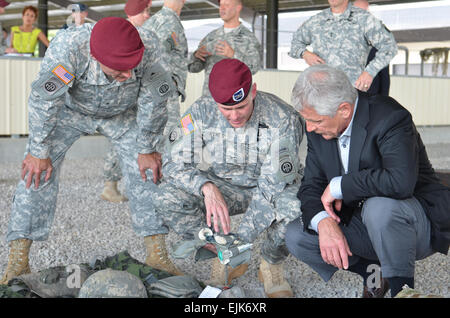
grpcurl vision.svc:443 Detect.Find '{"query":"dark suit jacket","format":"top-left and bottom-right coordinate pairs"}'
top-left (366, 47), bottom-right (390, 96)
top-left (298, 92), bottom-right (450, 254)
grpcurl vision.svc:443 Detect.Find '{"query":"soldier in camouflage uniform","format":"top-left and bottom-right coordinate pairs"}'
top-left (0, 17), bottom-right (183, 286)
top-left (99, 0), bottom-right (153, 203)
top-left (155, 59), bottom-right (304, 298)
top-left (289, 0), bottom-right (397, 92)
top-left (188, 0), bottom-right (262, 97)
top-left (143, 0), bottom-right (188, 130)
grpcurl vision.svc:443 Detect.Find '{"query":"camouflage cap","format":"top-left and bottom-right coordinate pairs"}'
top-left (78, 269), bottom-right (148, 298)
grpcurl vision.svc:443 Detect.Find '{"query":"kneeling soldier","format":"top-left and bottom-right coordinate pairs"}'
top-left (156, 59), bottom-right (305, 297)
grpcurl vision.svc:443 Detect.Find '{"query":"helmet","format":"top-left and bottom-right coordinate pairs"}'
top-left (78, 269), bottom-right (147, 298)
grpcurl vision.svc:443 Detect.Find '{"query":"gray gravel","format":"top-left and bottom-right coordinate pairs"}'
top-left (0, 147), bottom-right (449, 298)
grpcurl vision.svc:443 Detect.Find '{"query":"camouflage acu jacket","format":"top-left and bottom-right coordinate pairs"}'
top-left (289, 3), bottom-right (397, 84)
top-left (27, 23), bottom-right (172, 158)
top-left (143, 7), bottom-right (188, 101)
top-left (188, 23), bottom-right (262, 96)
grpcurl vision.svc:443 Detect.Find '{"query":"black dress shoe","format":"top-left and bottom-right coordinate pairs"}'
top-left (362, 278), bottom-right (390, 298)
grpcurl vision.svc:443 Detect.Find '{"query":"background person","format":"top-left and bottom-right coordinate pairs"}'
top-left (61, 3), bottom-right (89, 29)
top-left (289, 0), bottom-right (397, 92)
top-left (142, 0), bottom-right (188, 130)
top-left (100, 0), bottom-right (153, 203)
top-left (353, 0), bottom-right (390, 96)
top-left (188, 0), bottom-right (262, 97)
top-left (8, 5), bottom-right (50, 55)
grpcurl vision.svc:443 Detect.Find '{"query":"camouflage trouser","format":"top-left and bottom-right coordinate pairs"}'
top-left (102, 94), bottom-right (179, 185)
top-left (7, 105), bottom-right (168, 243)
top-left (153, 173), bottom-right (302, 264)
top-left (103, 144), bottom-right (123, 182)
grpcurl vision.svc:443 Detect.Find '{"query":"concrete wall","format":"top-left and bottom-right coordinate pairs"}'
top-left (1, 57), bottom-right (450, 136)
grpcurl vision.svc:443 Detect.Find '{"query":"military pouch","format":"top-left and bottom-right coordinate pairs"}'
top-left (171, 238), bottom-right (206, 259)
top-left (147, 275), bottom-right (203, 298)
top-left (227, 250), bottom-right (251, 268)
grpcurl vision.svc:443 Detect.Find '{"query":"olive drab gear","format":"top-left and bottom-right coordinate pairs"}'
top-left (78, 268), bottom-right (148, 298)
top-left (1, 251), bottom-right (203, 298)
top-left (9, 265), bottom-right (93, 298)
top-left (258, 257), bottom-right (293, 298)
top-left (0, 239), bottom-right (32, 285)
top-left (395, 286), bottom-right (443, 298)
top-left (100, 181), bottom-right (128, 203)
top-left (144, 234), bottom-right (184, 276)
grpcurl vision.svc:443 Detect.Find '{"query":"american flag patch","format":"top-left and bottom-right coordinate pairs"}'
top-left (181, 114), bottom-right (195, 135)
top-left (52, 65), bottom-right (74, 85)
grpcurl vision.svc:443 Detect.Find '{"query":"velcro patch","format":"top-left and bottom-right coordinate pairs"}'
top-left (52, 64), bottom-right (74, 85)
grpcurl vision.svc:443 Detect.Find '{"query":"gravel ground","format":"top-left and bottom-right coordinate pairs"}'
top-left (0, 149), bottom-right (449, 298)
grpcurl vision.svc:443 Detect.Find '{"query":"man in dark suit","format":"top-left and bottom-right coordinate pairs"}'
top-left (285, 64), bottom-right (450, 297)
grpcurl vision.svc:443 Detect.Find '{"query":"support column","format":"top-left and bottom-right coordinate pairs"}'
top-left (37, 0), bottom-right (48, 57)
top-left (266, 0), bottom-right (278, 69)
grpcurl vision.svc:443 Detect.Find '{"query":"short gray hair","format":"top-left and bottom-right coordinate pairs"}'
top-left (291, 64), bottom-right (357, 117)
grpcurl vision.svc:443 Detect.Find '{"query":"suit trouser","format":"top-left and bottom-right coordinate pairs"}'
top-left (7, 106), bottom-right (167, 242)
top-left (153, 173), bottom-right (302, 264)
top-left (285, 196), bottom-right (435, 280)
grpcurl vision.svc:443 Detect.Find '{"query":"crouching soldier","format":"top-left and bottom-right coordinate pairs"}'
top-left (1, 17), bottom-right (183, 285)
top-left (155, 59), bottom-right (305, 298)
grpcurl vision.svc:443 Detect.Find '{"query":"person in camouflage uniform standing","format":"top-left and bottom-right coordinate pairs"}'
top-left (100, 0), bottom-right (153, 203)
top-left (143, 0), bottom-right (188, 130)
top-left (155, 59), bottom-right (304, 298)
top-left (188, 0), bottom-right (262, 97)
top-left (289, 0), bottom-right (397, 92)
top-left (0, 17), bottom-right (183, 286)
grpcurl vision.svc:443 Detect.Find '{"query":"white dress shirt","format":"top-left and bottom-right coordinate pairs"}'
top-left (309, 97), bottom-right (359, 232)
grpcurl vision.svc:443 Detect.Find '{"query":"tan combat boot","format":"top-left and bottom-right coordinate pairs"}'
top-left (207, 258), bottom-right (249, 287)
top-left (144, 234), bottom-right (183, 276)
top-left (100, 181), bottom-right (128, 203)
top-left (0, 238), bottom-right (32, 285)
top-left (258, 258), bottom-right (293, 298)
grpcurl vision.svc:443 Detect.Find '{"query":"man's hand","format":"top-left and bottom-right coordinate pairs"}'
top-left (321, 183), bottom-right (342, 223)
top-left (201, 182), bottom-right (231, 234)
top-left (302, 50), bottom-right (325, 66)
top-left (137, 152), bottom-right (163, 184)
top-left (317, 217), bottom-right (352, 270)
top-left (354, 71), bottom-right (374, 92)
top-left (21, 153), bottom-right (53, 189)
top-left (194, 45), bottom-right (212, 62)
top-left (215, 40), bottom-right (234, 58)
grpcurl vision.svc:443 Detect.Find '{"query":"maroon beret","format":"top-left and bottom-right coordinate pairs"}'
top-left (124, 0), bottom-right (150, 16)
top-left (90, 17), bottom-right (144, 71)
top-left (0, 0), bottom-right (10, 8)
top-left (209, 59), bottom-right (252, 106)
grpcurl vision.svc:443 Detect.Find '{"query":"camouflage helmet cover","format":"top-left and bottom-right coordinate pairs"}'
top-left (78, 268), bottom-right (147, 298)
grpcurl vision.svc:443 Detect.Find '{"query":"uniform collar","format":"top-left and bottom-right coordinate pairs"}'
top-left (84, 58), bottom-right (137, 86)
top-left (325, 2), bottom-right (353, 21)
